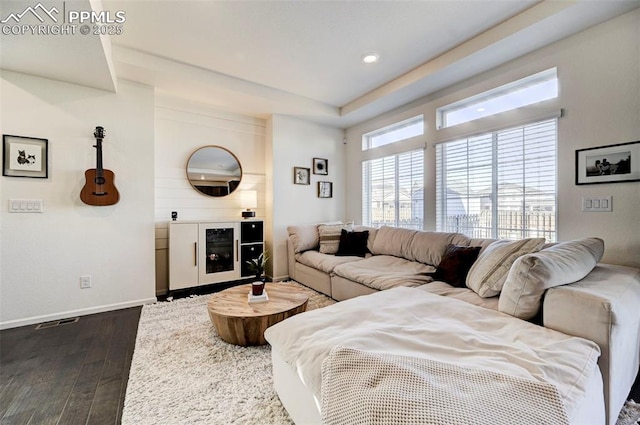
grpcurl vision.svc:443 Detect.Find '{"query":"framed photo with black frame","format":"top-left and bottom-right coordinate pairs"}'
top-left (293, 166), bottom-right (310, 185)
top-left (318, 181), bottom-right (333, 198)
top-left (3, 134), bottom-right (49, 178)
top-left (575, 141), bottom-right (639, 185)
top-left (313, 157), bottom-right (328, 175)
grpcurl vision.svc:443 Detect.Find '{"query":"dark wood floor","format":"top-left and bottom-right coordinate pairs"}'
top-left (1, 304), bottom-right (639, 425)
top-left (0, 307), bottom-right (141, 425)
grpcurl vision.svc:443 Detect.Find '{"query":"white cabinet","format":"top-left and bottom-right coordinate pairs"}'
top-left (169, 220), bottom-right (264, 291)
top-left (169, 221), bottom-right (241, 291)
top-left (169, 222), bottom-right (199, 290)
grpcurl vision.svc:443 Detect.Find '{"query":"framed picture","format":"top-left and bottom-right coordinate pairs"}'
top-left (318, 181), bottom-right (333, 198)
top-left (293, 167), bottom-right (310, 185)
top-left (313, 157), bottom-right (328, 175)
top-left (3, 135), bottom-right (48, 178)
top-left (575, 141), bottom-right (639, 185)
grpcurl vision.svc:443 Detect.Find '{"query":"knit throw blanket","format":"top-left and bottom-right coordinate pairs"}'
top-left (321, 347), bottom-right (570, 425)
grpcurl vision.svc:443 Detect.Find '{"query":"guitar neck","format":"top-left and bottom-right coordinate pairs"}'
top-left (95, 139), bottom-right (104, 177)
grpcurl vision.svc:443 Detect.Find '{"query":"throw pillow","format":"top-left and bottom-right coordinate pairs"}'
top-left (318, 224), bottom-right (345, 254)
top-left (431, 244), bottom-right (481, 287)
top-left (498, 237), bottom-right (604, 320)
top-left (466, 238), bottom-right (546, 298)
top-left (336, 230), bottom-right (370, 257)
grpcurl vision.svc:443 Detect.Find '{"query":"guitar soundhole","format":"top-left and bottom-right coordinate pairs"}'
top-left (94, 176), bottom-right (106, 185)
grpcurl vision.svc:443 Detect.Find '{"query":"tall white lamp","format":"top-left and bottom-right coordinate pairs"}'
top-left (241, 190), bottom-right (257, 219)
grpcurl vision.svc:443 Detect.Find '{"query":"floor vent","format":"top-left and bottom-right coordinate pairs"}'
top-left (35, 317), bottom-right (79, 330)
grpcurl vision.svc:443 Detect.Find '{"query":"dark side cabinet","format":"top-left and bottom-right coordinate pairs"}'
top-left (240, 220), bottom-right (264, 277)
top-left (241, 221), bottom-right (263, 243)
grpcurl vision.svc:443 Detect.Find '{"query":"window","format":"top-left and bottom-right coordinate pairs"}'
top-left (362, 115), bottom-right (424, 151)
top-left (437, 68), bottom-right (558, 129)
top-left (436, 119), bottom-right (556, 241)
top-left (362, 150), bottom-right (424, 229)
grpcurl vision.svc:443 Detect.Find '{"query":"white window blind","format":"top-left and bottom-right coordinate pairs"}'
top-left (436, 119), bottom-right (556, 241)
top-left (362, 150), bottom-right (424, 229)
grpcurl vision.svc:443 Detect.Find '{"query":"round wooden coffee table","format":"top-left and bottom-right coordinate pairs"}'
top-left (207, 283), bottom-right (309, 346)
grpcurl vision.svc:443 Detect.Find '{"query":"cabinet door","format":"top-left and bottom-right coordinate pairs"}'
top-left (241, 243), bottom-right (264, 277)
top-left (199, 222), bottom-right (240, 285)
top-left (169, 223), bottom-right (199, 290)
top-left (241, 221), bottom-right (263, 243)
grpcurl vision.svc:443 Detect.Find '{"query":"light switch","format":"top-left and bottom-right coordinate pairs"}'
top-left (8, 199), bottom-right (44, 213)
top-left (582, 196), bottom-right (612, 212)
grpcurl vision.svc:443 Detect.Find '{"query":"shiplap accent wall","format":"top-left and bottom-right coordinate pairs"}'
top-left (154, 98), bottom-right (267, 294)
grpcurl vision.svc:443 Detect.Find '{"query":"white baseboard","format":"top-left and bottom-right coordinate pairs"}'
top-left (270, 275), bottom-right (290, 282)
top-left (0, 297), bottom-right (157, 330)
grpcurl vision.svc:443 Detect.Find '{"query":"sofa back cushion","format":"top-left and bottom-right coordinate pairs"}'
top-left (408, 232), bottom-right (470, 266)
top-left (287, 224), bottom-right (320, 253)
top-left (466, 238), bottom-right (546, 298)
top-left (370, 226), bottom-right (417, 258)
top-left (498, 237), bottom-right (605, 320)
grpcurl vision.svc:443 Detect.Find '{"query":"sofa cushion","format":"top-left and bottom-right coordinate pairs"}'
top-left (296, 250), bottom-right (364, 274)
top-left (466, 238), bottom-right (546, 298)
top-left (498, 237), bottom-right (605, 320)
top-left (336, 230), bottom-right (369, 257)
top-left (407, 232), bottom-right (470, 266)
top-left (431, 244), bottom-right (482, 287)
top-left (318, 224), bottom-right (345, 254)
top-left (288, 224), bottom-right (319, 253)
top-left (416, 281), bottom-right (499, 311)
top-left (333, 255), bottom-right (435, 291)
top-left (370, 226), bottom-right (417, 258)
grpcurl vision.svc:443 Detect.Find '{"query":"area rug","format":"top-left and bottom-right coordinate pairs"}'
top-left (121, 281), bottom-right (335, 425)
top-left (122, 281), bottom-right (640, 425)
top-left (618, 400), bottom-right (640, 425)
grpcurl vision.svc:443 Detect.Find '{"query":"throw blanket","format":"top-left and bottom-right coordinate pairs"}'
top-left (264, 287), bottom-right (600, 422)
top-left (321, 347), bottom-right (569, 425)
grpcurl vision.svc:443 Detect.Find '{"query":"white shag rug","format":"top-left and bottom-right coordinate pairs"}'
top-left (122, 281), bottom-right (640, 425)
top-left (121, 282), bottom-right (335, 425)
top-left (618, 400), bottom-right (640, 425)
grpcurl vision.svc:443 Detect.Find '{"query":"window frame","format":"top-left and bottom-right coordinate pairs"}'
top-left (362, 115), bottom-right (424, 151)
top-left (436, 68), bottom-right (558, 130)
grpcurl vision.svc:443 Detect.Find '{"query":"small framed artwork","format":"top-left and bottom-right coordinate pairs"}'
top-left (293, 167), bottom-right (310, 185)
top-left (318, 181), bottom-right (333, 198)
top-left (575, 141), bottom-right (639, 185)
top-left (313, 157), bottom-right (328, 175)
top-left (3, 135), bottom-right (48, 178)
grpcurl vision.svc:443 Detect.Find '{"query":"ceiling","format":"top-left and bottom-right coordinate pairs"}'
top-left (1, 0), bottom-right (639, 128)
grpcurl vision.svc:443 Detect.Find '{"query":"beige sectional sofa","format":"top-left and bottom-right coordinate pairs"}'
top-left (285, 223), bottom-right (640, 424)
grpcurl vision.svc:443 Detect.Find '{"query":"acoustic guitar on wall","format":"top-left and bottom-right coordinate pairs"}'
top-left (80, 126), bottom-right (120, 206)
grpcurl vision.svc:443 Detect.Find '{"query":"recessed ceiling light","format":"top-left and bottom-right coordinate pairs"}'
top-left (476, 107), bottom-right (486, 112)
top-left (362, 53), bottom-right (379, 64)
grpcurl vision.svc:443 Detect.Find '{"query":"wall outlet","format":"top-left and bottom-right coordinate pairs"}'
top-left (80, 275), bottom-right (92, 289)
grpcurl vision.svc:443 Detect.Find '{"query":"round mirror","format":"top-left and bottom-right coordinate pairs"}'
top-left (186, 146), bottom-right (242, 197)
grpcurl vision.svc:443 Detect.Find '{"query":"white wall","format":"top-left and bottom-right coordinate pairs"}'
top-left (0, 72), bottom-right (156, 329)
top-left (154, 97), bottom-right (266, 294)
top-left (345, 9), bottom-right (640, 268)
top-left (267, 115), bottom-right (345, 280)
